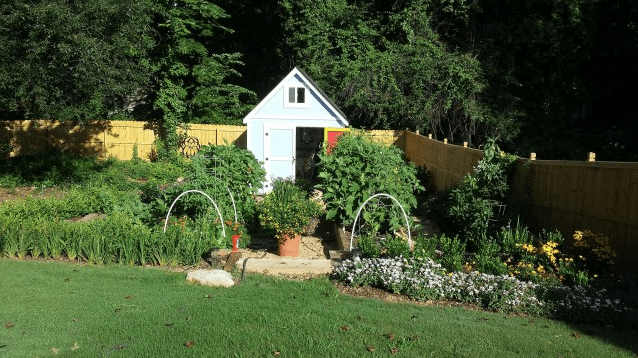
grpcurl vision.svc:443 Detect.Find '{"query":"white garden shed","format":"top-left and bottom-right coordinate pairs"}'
top-left (242, 67), bottom-right (348, 193)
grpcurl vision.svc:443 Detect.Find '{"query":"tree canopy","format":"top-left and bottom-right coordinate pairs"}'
top-left (0, 0), bottom-right (155, 120)
top-left (0, 0), bottom-right (636, 160)
top-left (281, 0), bottom-right (505, 145)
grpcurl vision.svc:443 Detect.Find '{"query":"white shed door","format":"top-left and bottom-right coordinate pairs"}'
top-left (263, 125), bottom-right (296, 192)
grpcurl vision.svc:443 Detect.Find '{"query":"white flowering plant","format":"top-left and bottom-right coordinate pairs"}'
top-left (333, 254), bottom-right (637, 325)
top-left (333, 256), bottom-right (544, 313)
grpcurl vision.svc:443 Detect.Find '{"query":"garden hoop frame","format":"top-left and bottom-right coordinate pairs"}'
top-left (163, 190), bottom-right (226, 237)
top-left (349, 193), bottom-right (411, 251)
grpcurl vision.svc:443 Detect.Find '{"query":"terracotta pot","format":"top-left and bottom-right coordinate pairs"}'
top-left (278, 233), bottom-right (301, 257)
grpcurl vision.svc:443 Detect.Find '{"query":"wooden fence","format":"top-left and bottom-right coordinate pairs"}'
top-left (403, 131), bottom-right (638, 270)
top-left (0, 120), bottom-right (401, 160)
top-left (0, 120), bottom-right (247, 160)
top-left (404, 132), bottom-right (483, 190)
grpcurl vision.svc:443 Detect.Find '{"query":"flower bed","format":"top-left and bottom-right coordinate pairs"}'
top-left (334, 256), bottom-right (543, 313)
top-left (333, 254), bottom-right (638, 326)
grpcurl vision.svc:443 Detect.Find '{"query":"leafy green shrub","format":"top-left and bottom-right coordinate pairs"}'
top-left (257, 179), bottom-right (323, 239)
top-left (436, 234), bottom-right (466, 272)
top-left (317, 131), bottom-right (423, 229)
top-left (381, 236), bottom-right (411, 258)
top-left (474, 241), bottom-right (508, 275)
top-left (355, 234), bottom-right (410, 259)
top-left (357, 234), bottom-right (381, 258)
top-left (411, 234), bottom-right (438, 260)
top-left (146, 143), bottom-right (265, 226)
top-left (439, 138), bottom-right (518, 248)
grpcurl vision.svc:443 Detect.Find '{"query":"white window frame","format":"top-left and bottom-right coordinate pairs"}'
top-left (284, 84), bottom-right (310, 108)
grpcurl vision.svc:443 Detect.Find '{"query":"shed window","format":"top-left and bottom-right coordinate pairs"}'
top-left (288, 87), bottom-right (306, 104)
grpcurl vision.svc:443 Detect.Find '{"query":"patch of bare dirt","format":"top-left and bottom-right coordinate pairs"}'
top-left (0, 187), bottom-right (66, 203)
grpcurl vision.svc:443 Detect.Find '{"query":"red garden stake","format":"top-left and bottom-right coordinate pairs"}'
top-left (232, 235), bottom-right (240, 252)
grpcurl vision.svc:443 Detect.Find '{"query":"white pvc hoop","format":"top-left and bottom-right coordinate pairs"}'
top-left (163, 190), bottom-right (226, 237)
top-left (223, 186), bottom-right (238, 223)
top-left (349, 193), bottom-right (411, 251)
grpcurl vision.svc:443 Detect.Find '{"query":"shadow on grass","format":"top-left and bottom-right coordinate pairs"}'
top-left (0, 151), bottom-right (114, 187)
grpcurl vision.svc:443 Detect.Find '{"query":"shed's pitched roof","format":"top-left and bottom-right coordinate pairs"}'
top-left (242, 67), bottom-right (348, 126)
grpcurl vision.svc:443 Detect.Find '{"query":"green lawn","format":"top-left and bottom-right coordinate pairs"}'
top-left (1, 259), bottom-right (636, 357)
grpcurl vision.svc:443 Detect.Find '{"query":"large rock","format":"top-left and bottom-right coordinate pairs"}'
top-left (186, 269), bottom-right (234, 287)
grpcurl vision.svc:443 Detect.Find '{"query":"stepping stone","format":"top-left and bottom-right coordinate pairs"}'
top-left (186, 269), bottom-right (234, 287)
top-left (236, 258), bottom-right (333, 276)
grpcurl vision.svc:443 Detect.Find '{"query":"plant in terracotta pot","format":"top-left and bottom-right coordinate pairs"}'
top-left (258, 179), bottom-right (323, 256)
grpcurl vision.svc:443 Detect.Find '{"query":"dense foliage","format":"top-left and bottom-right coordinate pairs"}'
top-left (143, 143), bottom-right (265, 227)
top-left (0, 151), bottom-right (256, 265)
top-left (280, 0), bottom-right (496, 145)
top-left (277, 0), bottom-right (638, 159)
top-left (2, 0), bottom-right (637, 160)
top-left (316, 131), bottom-right (423, 228)
top-left (147, 0), bottom-right (256, 159)
top-left (0, 0), bottom-right (155, 120)
top-left (0, 0), bottom-right (255, 159)
top-left (257, 179), bottom-right (323, 239)
top-left (437, 139), bottom-right (518, 247)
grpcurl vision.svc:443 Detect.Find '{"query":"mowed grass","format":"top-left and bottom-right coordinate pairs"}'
top-left (1, 260), bottom-right (636, 358)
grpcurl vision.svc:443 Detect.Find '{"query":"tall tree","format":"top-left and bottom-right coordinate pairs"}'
top-left (215, 0), bottom-right (286, 98)
top-left (0, 0), bottom-right (155, 120)
top-left (146, 0), bottom-right (256, 158)
top-left (0, 0), bottom-right (257, 159)
top-left (280, 0), bottom-right (516, 145)
top-left (468, 0), bottom-right (638, 160)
